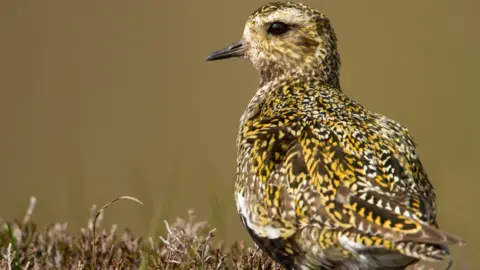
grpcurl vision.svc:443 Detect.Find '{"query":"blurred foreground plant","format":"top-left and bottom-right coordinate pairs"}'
top-left (0, 196), bottom-right (281, 270)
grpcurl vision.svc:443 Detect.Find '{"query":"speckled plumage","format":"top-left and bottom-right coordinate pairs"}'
top-left (207, 2), bottom-right (465, 269)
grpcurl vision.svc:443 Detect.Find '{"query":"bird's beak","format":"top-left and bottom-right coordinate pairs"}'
top-left (206, 40), bottom-right (247, 61)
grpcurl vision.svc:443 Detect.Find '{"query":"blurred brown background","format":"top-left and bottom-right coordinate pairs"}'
top-left (0, 0), bottom-right (478, 268)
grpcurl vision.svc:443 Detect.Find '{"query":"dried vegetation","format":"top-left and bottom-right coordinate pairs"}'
top-left (0, 196), bottom-right (282, 270)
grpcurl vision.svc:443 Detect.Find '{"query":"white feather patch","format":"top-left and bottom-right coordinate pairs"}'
top-left (236, 192), bottom-right (283, 239)
top-left (338, 234), bottom-right (367, 252)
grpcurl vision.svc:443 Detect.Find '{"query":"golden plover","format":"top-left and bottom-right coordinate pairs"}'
top-left (206, 2), bottom-right (465, 269)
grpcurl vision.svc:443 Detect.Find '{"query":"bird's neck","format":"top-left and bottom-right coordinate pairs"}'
top-left (259, 64), bottom-right (340, 90)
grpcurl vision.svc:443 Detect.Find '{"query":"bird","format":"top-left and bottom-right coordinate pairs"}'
top-left (206, 2), bottom-right (465, 269)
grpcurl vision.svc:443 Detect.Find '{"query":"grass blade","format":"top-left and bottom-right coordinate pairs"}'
top-left (91, 196), bottom-right (144, 269)
top-left (6, 222), bottom-right (21, 270)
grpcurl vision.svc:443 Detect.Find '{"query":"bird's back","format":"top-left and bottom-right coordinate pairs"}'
top-left (235, 77), bottom-right (462, 269)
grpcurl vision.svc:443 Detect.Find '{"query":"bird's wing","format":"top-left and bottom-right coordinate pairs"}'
top-left (238, 111), bottom-right (310, 239)
top-left (239, 110), bottom-right (465, 253)
top-left (298, 114), bottom-right (466, 251)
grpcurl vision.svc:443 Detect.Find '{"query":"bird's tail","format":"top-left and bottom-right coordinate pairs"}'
top-left (393, 241), bottom-right (449, 262)
top-left (338, 186), bottom-right (466, 263)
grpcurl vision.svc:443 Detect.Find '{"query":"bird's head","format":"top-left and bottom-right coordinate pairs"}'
top-left (207, 1), bottom-right (340, 87)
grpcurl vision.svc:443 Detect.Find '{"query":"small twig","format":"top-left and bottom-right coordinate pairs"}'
top-left (248, 246), bottom-right (260, 265)
top-left (165, 259), bottom-right (182, 265)
top-left (23, 196), bottom-right (37, 224)
top-left (76, 260), bottom-right (85, 270)
top-left (149, 237), bottom-right (154, 249)
top-left (163, 220), bottom-right (185, 248)
top-left (215, 249), bottom-right (227, 270)
top-left (6, 243), bottom-right (12, 267)
top-left (6, 223), bottom-right (20, 270)
top-left (446, 258), bottom-right (453, 270)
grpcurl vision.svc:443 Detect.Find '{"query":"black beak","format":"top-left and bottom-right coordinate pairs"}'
top-left (206, 41), bottom-right (247, 61)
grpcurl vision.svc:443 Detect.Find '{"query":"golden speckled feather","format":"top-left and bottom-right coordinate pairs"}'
top-left (207, 2), bottom-right (465, 269)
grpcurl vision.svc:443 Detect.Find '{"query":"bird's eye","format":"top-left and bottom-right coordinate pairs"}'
top-left (267, 22), bottom-right (289, 36)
